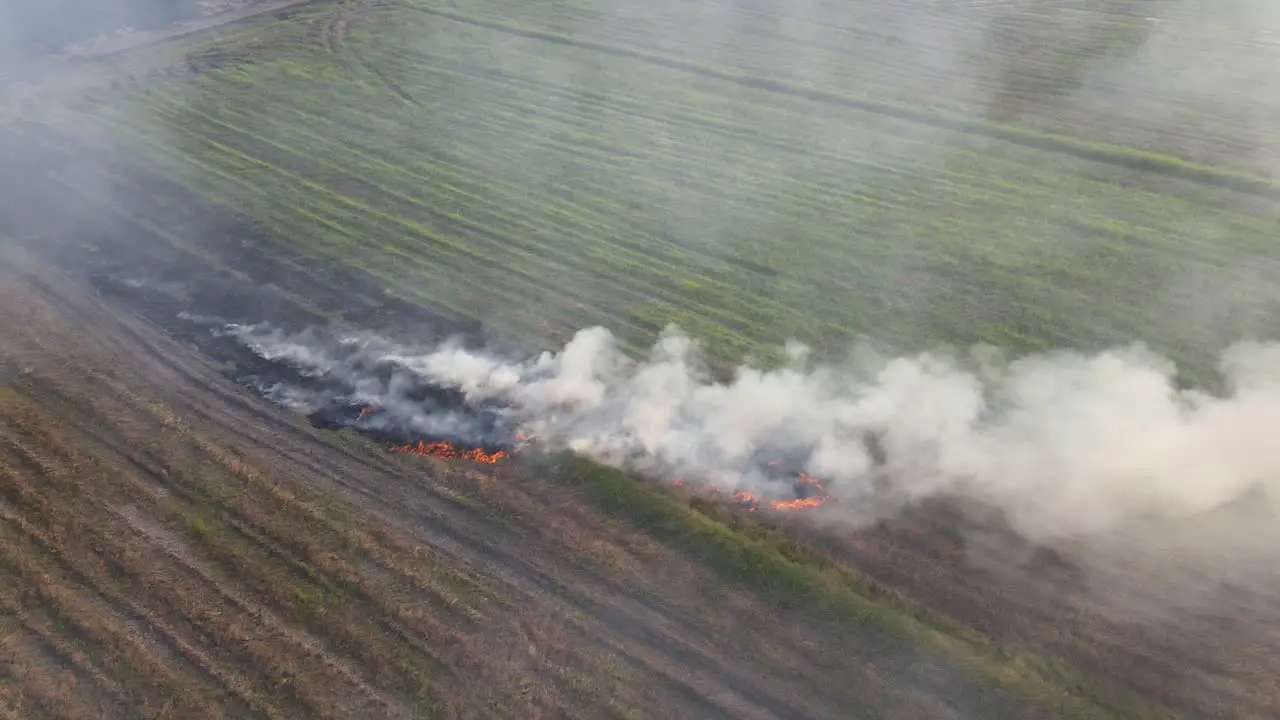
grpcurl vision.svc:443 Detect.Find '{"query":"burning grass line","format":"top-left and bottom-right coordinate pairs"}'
top-left (0, 307), bottom-right (628, 715)
top-left (15, 4), bottom-right (1280, 712)
top-left (390, 439), bottom-right (508, 464)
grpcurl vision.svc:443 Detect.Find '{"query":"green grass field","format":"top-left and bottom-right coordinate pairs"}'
top-left (72, 0), bottom-right (1280, 381)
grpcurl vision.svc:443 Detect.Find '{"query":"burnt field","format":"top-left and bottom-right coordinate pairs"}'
top-left (2, 113), bottom-right (1279, 717)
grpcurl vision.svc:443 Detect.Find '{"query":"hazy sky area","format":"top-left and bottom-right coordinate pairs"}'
top-left (0, 0), bottom-right (202, 54)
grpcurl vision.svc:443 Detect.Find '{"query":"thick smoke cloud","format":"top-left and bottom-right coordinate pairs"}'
top-left (231, 321), bottom-right (1280, 544)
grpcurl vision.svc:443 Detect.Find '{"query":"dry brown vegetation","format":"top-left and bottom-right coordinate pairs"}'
top-left (791, 506), bottom-right (1280, 718)
top-left (0, 253), bottom-right (595, 719)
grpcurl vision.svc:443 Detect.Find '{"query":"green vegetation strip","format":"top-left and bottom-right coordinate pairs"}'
top-left (548, 453), bottom-right (1157, 719)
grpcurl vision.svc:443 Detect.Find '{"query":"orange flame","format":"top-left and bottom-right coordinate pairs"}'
top-left (390, 439), bottom-right (508, 464)
top-left (731, 490), bottom-right (761, 511)
top-left (770, 471), bottom-right (832, 510)
top-left (769, 496), bottom-right (830, 510)
top-left (670, 467), bottom-right (833, 512)
top-left (358, 405), bottom-right (377, 418)
top-left (795, 472), bottom-right (824, 490)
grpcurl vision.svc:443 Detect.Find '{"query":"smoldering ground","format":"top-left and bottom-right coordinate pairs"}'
top-left (229, 321), bottom-right (1280, 559)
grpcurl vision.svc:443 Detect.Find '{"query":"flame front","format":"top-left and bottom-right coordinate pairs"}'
top-left (769, 496), bottom-right (829, 510)
top-left (794, 472), bottom-right (823, 490)
top-left (390, 439), bottom-right (509, 464)
top-left (388, 439), bottom-right (827, 505)
top-left (670, 468), bottom-right (832, 512)
top-left (772, 472), bottom-right (830, 509)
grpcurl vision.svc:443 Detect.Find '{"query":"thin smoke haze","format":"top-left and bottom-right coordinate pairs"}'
top-left (232, 321), bottom-right (1280, 544)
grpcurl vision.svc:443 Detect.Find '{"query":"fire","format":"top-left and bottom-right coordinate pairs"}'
top-left (769, 496), bottom-right (829, 510)
top-left (358, 405), bottom-right (377, 418)
top-left (795, 472), bottom-right (823, 490)
top-left (771, 471), bottom-right (833, 510)
top-left (668, 467), bottom-right (833, 512)
top-left (731, 490), bottom-right (761, 511)
top-left (390, 439), bottom-right (509, 464)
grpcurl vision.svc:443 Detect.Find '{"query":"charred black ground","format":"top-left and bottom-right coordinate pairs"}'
top-left (0, 122), bottom-right (513, 452)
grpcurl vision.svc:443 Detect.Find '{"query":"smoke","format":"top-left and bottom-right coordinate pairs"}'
top-left (0, 0), bottom-right (208, 247)
top-left (231, 321), bottom-right (1280, 545)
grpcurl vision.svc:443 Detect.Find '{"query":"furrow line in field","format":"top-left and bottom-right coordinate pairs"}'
top-left (394, 3), bottom-right (1280, 199)
top-left (138, 95), bottom-right (807, 340)
top-left (145, 105), bottom-right (767, 340)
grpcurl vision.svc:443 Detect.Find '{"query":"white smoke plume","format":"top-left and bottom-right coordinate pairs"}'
top-left (231, 322), bottom-right (1280, 544)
